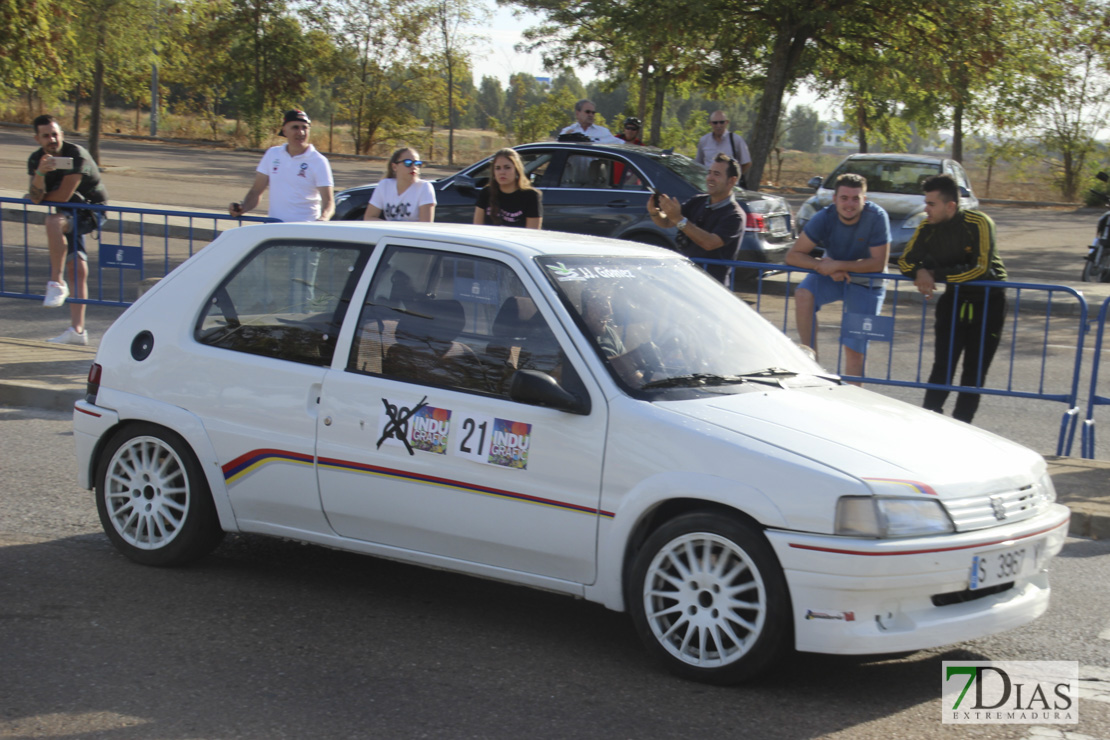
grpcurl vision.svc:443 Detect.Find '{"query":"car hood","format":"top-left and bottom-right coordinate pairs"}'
top-left (660, 384), bottom-right (1043, 499)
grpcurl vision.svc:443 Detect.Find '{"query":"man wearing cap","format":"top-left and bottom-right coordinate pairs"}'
top-left (229, 110), bottom-right (334, 222)
top-left (695, 111), bottom-right (752, 186)
top-left (615, 117), bottom-right (643, 145)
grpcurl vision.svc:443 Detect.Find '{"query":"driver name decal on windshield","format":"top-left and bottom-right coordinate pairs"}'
top-left (545, 262), bottom-right (636, 282)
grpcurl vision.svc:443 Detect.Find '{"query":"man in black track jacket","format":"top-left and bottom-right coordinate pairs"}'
top-left (898, 174), bottom-right (1007, 424)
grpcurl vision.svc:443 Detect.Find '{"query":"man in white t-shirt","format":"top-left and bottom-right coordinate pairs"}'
top-left (559, 100), bottom-right (621, 143)
top-left (695, 110), bottom-right (752, 185)
top-left (229, 110), bottom-right (334, 222)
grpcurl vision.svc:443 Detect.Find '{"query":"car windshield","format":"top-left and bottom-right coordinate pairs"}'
top-left (826, 159), bottom-right (942, 195)
top-left (537, 255), bottom-right (825, 395)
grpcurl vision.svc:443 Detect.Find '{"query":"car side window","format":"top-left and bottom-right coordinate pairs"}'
top-left (470, 151), bottom-right (554, 189)
top-left (559, 154), bottom-right (621, 189)
top-left (195, 240), bottom-right (369, 367)
top-left (349, 245), bottom-right (571, 399)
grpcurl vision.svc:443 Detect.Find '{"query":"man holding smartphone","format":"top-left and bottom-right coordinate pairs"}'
top-left (27, 114), bottom-right (109, 345)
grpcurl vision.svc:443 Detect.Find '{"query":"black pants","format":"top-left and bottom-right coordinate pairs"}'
top-left (923, 285), bottom-right (1007, 423)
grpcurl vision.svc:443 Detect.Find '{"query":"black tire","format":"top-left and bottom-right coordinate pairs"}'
top-left (628, 512), bottom-right (791, 684)
top-left (95, 423), bottom-right (224, 566)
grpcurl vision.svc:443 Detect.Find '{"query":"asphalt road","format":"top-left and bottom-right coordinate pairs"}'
top-left (2, 406), bottom-right (1110, 740)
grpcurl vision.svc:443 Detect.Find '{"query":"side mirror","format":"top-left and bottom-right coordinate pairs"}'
top-left (807, 175), bottom-right (823, 190)
top-left (958, 186), bottom-right (972, 198)
top-left (449, 175), bottom-right (479, 197)
top-left (509, 370), bottom-right (590, 415)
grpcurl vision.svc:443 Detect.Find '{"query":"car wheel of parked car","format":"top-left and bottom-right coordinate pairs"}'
top-left (95, 424), bottom-right (224, 566)
top-left (629, 512), bottom-right (790, 684)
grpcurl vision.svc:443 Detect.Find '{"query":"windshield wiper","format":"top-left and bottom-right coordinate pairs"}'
top-left (738, 367), bottom-right (799, 378)
top-left (640, 373), bottom-right (750, 390)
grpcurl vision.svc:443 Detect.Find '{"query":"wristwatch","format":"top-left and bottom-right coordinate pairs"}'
top-left (676, 217), bottom-right (688, 231)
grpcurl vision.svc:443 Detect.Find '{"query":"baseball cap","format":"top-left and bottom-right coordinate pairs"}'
top-left (278, 109), bottom-right (311, 135)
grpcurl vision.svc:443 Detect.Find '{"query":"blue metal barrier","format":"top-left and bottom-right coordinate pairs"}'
top-left (697, 258), bottom-right (1090, 456)
top-left (1082, 296), bottom-right (1110, 458)
top-left (0, 197), bottom-right (274, 306)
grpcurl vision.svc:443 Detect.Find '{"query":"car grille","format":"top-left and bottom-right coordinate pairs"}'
top-left (942, 484), bottom-right (1046, 532)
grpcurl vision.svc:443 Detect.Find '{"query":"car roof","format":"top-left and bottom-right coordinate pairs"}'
top-left (221, 221), bottom-right (677, 261)
top-left (837, 153), bottom-right (950, 165)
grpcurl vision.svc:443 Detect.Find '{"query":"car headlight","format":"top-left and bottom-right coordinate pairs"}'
top-left (901, 212), bottom-right (927, 231)
top-left (1038, 472), bottom-right (1057, 504)
top-left (835, 496), bottom-right (955, 538)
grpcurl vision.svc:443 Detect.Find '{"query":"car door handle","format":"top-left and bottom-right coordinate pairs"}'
top-left (606, 199), bottom-right (631, 208)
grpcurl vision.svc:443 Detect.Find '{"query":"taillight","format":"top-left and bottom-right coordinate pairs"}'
top-left (86, 362), bottom-right (102, 404)
top-left (746, 213), bottom-right (767, 232)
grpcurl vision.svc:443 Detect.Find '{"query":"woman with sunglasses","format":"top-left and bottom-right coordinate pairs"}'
top-left (473, 148), bottom-right (542, 229)
top-left (363, 147), bottom-right (436, 222)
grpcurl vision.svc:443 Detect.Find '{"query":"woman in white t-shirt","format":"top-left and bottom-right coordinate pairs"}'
top-left (363, 147), bottom-right (436, 222)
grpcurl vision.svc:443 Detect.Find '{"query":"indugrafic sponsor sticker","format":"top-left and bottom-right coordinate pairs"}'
top-left (942, 661), bottom-right (1078, 724)
top-left (488, 418), bottom-right (531, 470)
top-left (410, 406), bottom-right (451, 455)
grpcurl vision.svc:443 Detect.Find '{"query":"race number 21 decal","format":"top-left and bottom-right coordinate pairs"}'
top-left (455, 413), bottom-right (532, 470)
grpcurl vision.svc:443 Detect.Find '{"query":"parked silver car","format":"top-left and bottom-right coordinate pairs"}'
top-left (797, 153), bottom-right (979, 260)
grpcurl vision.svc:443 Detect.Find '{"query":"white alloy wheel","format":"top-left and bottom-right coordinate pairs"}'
top-left (103, 435), bottom-right (190, 550)
top-left (629, 513), bottom-right (789, 684)
top-left (96, 424), bottom-right (224, 566)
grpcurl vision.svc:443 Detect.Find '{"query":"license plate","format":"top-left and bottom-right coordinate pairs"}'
top-left (969, 541), bottom-right (1044, 590)
top-left (769, 216), bottom-right (788, 235)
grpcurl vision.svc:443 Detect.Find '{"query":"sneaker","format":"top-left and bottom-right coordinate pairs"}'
top-left (43, 281), bottom-right (69, 308)
top-left (47, 327), bottom-right (88, 346)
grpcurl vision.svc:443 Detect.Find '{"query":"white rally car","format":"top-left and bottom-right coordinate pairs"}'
top-left (74, 222), bottom-right (1069, 684)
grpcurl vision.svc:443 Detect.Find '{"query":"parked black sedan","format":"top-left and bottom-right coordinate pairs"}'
top-left (333, 142), bottom-right (794, 265)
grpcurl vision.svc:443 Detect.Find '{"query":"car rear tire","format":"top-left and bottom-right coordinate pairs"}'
top-left (628, 512), bottom-right (790, 684)
top-left (95, 424), bottom-right (224, 566)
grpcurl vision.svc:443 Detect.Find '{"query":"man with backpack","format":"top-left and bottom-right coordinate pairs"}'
top-left (695, 111), bottom-right (751, 187)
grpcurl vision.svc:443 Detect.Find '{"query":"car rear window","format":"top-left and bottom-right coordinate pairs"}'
top-left (826, 159), bottom-right (942, 195)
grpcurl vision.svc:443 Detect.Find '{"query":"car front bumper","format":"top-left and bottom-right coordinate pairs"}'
top-left (766, 504), bottom-right (1070, 654)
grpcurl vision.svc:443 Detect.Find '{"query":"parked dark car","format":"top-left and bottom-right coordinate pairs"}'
top-left (333, 141), bottom-right (794, 267)
top-left (796, 153), bottom-right (979, 260)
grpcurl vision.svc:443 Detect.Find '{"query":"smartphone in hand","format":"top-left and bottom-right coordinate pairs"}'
top-left (51, 156), bottom-right (74, 170)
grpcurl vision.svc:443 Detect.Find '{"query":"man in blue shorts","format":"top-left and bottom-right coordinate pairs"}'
top-left (785, 173), bottom-right (891, 382)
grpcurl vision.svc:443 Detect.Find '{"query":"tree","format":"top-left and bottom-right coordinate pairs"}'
top-left (426, 0), bottom-right (487, 164)
top-left (784, 105), bottom-right (823, 153)
top-left (475, 75), bottom-right (505, 129)
top-left (325, 0), bottom-right (432, 154)
top-left (0, 0), bottom-right (73, 102)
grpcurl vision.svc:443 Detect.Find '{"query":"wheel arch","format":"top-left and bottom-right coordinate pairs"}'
top-left (587, 473), bottom-right (789, 613)
top-left (82, 391), bottom-right (239, 534)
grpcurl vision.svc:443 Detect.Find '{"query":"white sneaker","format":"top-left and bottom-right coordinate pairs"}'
top-left (47, 327), bottom-right (88, 346)
top-left (43, 281), bottom-right (69, 308)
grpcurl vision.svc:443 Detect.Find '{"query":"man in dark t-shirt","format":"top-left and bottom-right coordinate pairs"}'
top-left (27, 114), bottom-right (108, 345)
top-left (646, 153), bottom-right (745, 284)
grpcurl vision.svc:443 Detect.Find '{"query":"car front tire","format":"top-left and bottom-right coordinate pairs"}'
top-left (95, 423), bottom-right (224, 566)
top-left (628, 512), bottom-right (790, 684)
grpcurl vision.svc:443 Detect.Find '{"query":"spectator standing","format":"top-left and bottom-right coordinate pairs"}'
top-left (898, 174), bottom-right (1007, 424)
top-left (647, 153), bottom-right (745, 285)
top-left (559, 100), bottom-right (621, 143)
top-left (615, 117), bottom-right (644, 145)
top-left (363, 147), bottom-right (436, 222)
top-left (473, 149), bottom-right (543, 229)
top-left (229, 110), bottom-right (334, 223)
top-left (695, 111), bottom-right (752, 186)
top-left (785, 173), bottom-right (891, 383)
top-left (27, 114), bottom-right (109, 345)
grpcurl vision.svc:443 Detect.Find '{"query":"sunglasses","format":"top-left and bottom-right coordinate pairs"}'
top-left (710, 120), bottom-right (728, 125)
top-left (582, 109), bottom-right (596, 114)
top-left (396, 158), bottom-right (423, 167)
top-left (625, 125), bottom-right (639, 130)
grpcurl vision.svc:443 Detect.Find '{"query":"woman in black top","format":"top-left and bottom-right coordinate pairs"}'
top-left (473, 148), bottom-right (543, 229)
